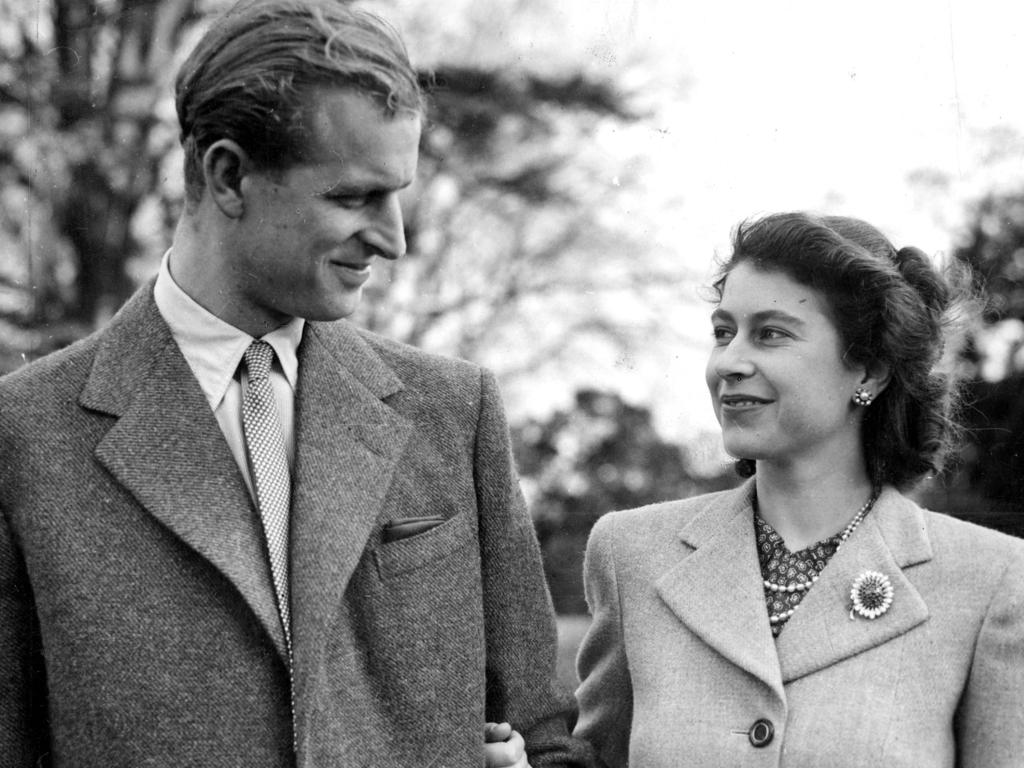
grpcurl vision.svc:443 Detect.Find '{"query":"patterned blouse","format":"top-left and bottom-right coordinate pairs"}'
top-left (755, 513), bottom-right (844, 637)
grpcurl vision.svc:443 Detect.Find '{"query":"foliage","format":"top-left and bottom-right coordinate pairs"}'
top-left (0, 0), bottom-right (201, 371)
top-left (922, 188), bottom-right (1024, 536)
top-left (513, 388), bottom-right (737, 613)
top-left (957, 376), bottom-right (1024, 510)
top-left (353, 62), bottom-right (682, 383)
top-left (0, 0), bottom-right (682, 389)
top-left (955, 190), bottom-right (1024, 326)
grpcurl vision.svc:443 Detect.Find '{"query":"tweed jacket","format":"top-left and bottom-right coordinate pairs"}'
top-left (0, 284), bottom-right (591, 767)
top-left (574, 481), bottom-right (1024, 768)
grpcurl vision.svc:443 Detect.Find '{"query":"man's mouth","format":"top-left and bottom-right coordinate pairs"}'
top-left (331, 261), bottom-right (373, 286)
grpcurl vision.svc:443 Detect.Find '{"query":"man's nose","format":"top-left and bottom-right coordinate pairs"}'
top-left (362, 193), bottom-right (406, 261)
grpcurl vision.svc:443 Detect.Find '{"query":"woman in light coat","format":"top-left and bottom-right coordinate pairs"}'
top-left (574, 212), bottom-right (1024, 768)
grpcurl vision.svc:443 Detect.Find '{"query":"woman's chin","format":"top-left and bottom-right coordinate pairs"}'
top-left (721, 440), bottom-right (765, 461)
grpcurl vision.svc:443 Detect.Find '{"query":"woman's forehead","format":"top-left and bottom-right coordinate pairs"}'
top-left (718, 262), bottom-right (831, 319)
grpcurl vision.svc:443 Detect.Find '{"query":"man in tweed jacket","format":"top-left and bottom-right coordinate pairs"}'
top-left (0, 1), bottom-right (589, 765)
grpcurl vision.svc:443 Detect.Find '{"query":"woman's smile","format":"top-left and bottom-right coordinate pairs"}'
top-left (706, 262), bottom-right (867, 466)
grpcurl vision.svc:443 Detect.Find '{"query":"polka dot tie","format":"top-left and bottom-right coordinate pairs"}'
top-left (242, 341), bottom-right (292, 647)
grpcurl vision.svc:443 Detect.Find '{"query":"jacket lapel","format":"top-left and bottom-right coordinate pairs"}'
top-left (774, 488), bottom-right (932, 682)
top-left (82, 286), bottom-right (288, 660)
top-left (288, 322), bottom-right (412, 690)
top-left (655, 482), bottom-right (784, 700)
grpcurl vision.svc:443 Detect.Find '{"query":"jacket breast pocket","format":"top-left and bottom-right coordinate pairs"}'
top-left (373, 512), bottom-right (477, 579)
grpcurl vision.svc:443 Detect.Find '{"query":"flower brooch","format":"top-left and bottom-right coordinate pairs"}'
top-left (849, 570), bottom-right (894, 620)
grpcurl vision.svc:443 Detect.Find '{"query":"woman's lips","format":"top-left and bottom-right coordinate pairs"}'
top-left (718, 394), bottom-right (773, 413)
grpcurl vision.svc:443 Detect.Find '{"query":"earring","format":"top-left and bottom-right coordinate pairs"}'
top-left (852, 387), bottom-right (874, 406)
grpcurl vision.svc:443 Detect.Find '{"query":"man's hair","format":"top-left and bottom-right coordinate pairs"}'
top-left (175, 0), bottom-right (423, 204)
top-left (712, 211), bottom-right (973, 491)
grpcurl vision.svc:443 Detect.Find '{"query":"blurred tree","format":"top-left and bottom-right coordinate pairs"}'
top-left (353, 63), bottom-right (683, 381)
top-left (0, 0), bottom-right (199, 369)
top-left (955, 190), bottom-right (1024, 328)
top-left (2, 0), bottom-right (687, 389)
top-left (513, 388), bottom-right (736, 613)
top-left (926, 188), bottom-right (1024, 537)
top-left (351, 23), bottom-right (688, 383)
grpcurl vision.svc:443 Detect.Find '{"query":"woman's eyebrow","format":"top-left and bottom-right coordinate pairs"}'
top-left (711, 307), bottom-right (806, 327)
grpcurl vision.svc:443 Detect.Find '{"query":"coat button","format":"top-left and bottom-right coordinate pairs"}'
top-left (748, 718), bottom-right (774, 747)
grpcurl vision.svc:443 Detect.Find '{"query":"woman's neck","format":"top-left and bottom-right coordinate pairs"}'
top-left (754, 457), bottom-right (875, 552)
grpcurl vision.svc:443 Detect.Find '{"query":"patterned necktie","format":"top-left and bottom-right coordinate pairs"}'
top-left (242, 340), bottom-right (292, 646)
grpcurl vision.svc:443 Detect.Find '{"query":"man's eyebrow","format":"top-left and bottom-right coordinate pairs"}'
top-left (318, 182), bottom-right (376, 196)
top-left (319, 177), bottom-right (412, 196)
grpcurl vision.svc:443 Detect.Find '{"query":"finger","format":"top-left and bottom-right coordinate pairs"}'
top-left (484, 721), bottom-right (513, 743)
top-left (484, 731), bottom-right (525, 766)
top-left (505, 730), bottom-right (525, 758)
top-left (505, 734), bottom-right (529, 768)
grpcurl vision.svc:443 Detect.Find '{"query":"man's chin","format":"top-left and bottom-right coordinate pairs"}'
top-left (299, 293), bottom-right (364, 322)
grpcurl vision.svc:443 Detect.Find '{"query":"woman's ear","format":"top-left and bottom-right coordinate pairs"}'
top-left (860, 360), bottom-right (892, 400)
top-left (202, 139), bottom-right (250, 219)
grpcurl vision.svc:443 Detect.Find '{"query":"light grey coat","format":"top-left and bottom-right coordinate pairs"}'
top-left (575, 480), bottom-right (1024, 768)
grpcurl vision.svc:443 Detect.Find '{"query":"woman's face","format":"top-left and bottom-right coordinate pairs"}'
top-left (705, 261), bottom-right (868, 468)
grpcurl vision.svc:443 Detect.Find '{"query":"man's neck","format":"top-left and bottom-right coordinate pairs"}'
top-left (169, 215), bottom-right (289, 338)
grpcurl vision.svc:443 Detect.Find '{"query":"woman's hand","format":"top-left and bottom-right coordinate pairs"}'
top-left (483, 722), bottom-right (530, 768)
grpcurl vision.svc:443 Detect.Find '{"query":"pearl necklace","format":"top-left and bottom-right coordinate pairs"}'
top-left (763, 491), bottom-right (878, 626)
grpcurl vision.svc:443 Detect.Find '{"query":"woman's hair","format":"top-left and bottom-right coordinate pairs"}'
top-left (175, 0), bottom-right (424, 205)
top-left (712, 211), bottom-right (972, 490)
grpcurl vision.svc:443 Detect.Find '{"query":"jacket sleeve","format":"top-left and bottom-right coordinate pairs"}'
top-left (473, 369), bottom-right (598, 768)
top-left (956, 546), bottom-right (1024, 768)
top-left (0, 506), bottom-right (50, 765)
top-left (573, 513), bottom-right (632, 768)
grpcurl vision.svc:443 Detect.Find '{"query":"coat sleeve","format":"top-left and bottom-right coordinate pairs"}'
top-left (472, 369), bottom-right (598, 768)
top-left (956, 546), bottom-right (1024, 768)
top-left (573, 513), bottom-right (632, 768)
top-left (0, 505), bottom-right (50, 765)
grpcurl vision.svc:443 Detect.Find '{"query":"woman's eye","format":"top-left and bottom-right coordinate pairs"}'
top-left (759, 327), bottom-right (788, 341)
top-left (712, 326), bottom-right (734, 344)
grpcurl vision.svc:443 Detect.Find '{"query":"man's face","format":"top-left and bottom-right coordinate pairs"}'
top-left (227, 88), bottom-right (421, 332)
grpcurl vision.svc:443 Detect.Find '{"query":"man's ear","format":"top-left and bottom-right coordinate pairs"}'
top-left (202, 139), bottom-right (251, 219)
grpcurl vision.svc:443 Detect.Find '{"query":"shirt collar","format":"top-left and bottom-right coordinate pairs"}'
top-left (153, 250), bottom-right (305, 410)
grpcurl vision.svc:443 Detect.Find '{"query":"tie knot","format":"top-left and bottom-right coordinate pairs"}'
top-left (244, 340), bottom-right (275, 380)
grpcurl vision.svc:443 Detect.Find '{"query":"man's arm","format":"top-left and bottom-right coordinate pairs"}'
top-left (0, 506), bottom-right (50, 765)
top-left (472, 369), bottom-right (597, 768)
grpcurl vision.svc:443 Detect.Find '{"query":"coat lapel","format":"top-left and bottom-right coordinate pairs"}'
top-left (774, 488), bottom-right (933, 682)
top-left (81, 286), bottom-right (288, 660)
top-left (655, 482), bottom-right (785, 700)
top-left (288, 322), bottom-right (412, 692)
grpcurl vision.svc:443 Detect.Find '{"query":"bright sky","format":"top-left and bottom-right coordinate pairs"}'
top-left (642, 0), bottom-right (1024, 252)
top-left (380, 0), bottom-right (1024, 450)
top-left (512, 0), bottom-right (1024, 445)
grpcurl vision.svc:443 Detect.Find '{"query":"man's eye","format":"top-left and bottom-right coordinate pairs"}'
top-left (712, 326), bottom-right (734, 344)
top-left (329, 195), bottom-right (368, 209)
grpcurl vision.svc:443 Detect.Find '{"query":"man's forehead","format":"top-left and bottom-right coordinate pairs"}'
top-left (301, 88), bottom-right (419, 152)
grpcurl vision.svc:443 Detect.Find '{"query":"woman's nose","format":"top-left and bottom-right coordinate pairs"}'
top-left (712, 338), bottom-right (756, 381)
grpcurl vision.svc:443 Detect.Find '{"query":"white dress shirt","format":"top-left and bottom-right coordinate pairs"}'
top-left (153, 251), bottom-right (304, 501)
